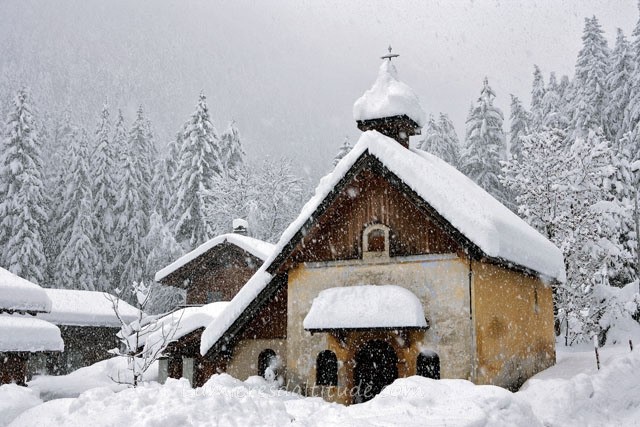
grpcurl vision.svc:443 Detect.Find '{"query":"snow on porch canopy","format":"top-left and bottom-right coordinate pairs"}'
top-left (0, 315), bottom-right (64, 353)
top-left (303, 285), bottom-right (428, 332)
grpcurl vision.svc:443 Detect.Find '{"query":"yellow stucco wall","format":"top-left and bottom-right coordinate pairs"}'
top-left (225, 338), bottom-right (287, 381)
top-left (472, 261), bottom-right (556, 390)
top-left (286, 254), bottom-right (473, 396)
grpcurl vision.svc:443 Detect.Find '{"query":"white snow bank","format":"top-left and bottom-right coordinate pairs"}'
top-left (29, 356), bottom-right (158, 401)
top-left (200, 271), bottom-right (271, 355)
top-left (140, 302), bottom-right (229, 355)
top-left (0, 267), bottom-right (51, 313)
top-left (12, 373), bottom-right (540, 427)
top-left (155, 233), bottom-right (275, 282)
top-left (0, 384), bottom-right (42, 427)
top-left (519, 346), bottom-right (640, 426)
top-left (36, 289), bottom-right (139, 327)
top-left (353, 60), bottom-right (426, 127)
top-left (303, 285), bottom-right (427, 330)
top-left (0, 315), bottom-right (63, 352)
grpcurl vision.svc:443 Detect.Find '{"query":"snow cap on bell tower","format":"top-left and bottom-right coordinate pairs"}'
top-left (353, 46), bottom-right (426, 148)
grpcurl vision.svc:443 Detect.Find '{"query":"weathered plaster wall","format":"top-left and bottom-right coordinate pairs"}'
top-left (286, 255), bottom-right (472, 395)
top-left (472, 261), bottom-right (556, 390)
top-left (225, 338), bottom-right (287, 381)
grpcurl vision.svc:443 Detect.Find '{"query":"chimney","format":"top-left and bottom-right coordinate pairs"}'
top-left (232, 218), bottom-right (248, 236)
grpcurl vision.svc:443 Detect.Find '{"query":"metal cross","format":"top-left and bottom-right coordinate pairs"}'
top-left (381, 45), bottom-right (399, 61)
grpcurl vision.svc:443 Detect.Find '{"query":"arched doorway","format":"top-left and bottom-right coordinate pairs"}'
top-left (258, 349), bottom-right (276, 380)
top-left (353, 340), bottom-right (398, 403)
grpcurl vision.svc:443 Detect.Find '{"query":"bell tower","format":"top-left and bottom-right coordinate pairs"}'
top-left (353, 47), bottom-right (425, 148)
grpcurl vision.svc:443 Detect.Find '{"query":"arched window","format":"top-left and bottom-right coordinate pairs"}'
top-left (316, 350), bottom-right (338, 386)
top-left (362, 224), bottom-right (390, 259)
top-left (417, 351), bottom-right (440, 379)
top-left (258, 349), bottom-right (277, 379)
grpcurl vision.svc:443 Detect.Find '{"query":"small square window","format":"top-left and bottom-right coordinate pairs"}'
top-left (206, 291), bottom-right (223, 303)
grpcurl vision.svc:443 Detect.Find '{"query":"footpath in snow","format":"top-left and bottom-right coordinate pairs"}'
top-left (2, 345), bottom-right (640, 427)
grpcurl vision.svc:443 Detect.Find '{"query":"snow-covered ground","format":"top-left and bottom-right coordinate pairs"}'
top-left (3, 345), bottom-right (639, 426)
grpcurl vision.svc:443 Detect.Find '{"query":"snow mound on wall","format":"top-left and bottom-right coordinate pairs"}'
top-left (0, 384), bottom-right (42, 427)
top-left (519, 348), bottom-right (640, 426)
top-left (0, 267), bottom-right (51, 313)
top-left (0, 315), bottom-right (63, 352)
top-left (353, 60), bottom-right (426, 127)
top-left (155, 233), bottom-right (275, 282)
top-left (303, 285), bottom-right (427, 330)
top-left (36, 289), bottom-right (139, 327)
top-left (29, 357), bottom-right (158, 401)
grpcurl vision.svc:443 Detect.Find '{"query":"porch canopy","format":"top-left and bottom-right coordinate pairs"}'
top-left (303, 285), bottom-right (428, 332)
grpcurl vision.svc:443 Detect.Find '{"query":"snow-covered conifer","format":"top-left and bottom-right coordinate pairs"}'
top-left (0, 87), bottom-right (48, 283)
top-left (530, 65), bottom-right (546, 129)
top-left (173, 92), bottom-right (222, 249)
top-left (333, 136), bottom-right (353, 167)
top-left (508, 95), bottom-right (529, 159)
top-left (56, 129), bottom-right (99, 290)
top-left (91, 104), bottom-right (118, 292)
top-left (459, 77), bottom-right (508, 203)
top-left (570, 16), bottom-right (610, 138)
top-left (417, 114), bottom-right (460, 167)
top-left (220, 120), bottom-right (245, 178)
top-left (605, 29), bottom-right (633, 142)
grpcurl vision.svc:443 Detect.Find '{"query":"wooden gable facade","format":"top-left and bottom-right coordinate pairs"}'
top-left (160, 242), bottom-right (264, 305)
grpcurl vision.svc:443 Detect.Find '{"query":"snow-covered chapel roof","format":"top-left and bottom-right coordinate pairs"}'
top-left (199, 130), bottom-right (566, 356)
top-left (0, 267), bottom-right (52, 314)
top-left (155, 233), bottom-right (275, 282)
top-left (353, 60), bottom-right (426, 127)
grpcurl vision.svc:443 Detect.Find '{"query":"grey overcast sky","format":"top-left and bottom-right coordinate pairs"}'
top-left (0, 0), bottom-right (637, 180)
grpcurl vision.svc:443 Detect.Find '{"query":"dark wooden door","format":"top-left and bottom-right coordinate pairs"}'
top-left (353, 340), bottom-right (398, 403)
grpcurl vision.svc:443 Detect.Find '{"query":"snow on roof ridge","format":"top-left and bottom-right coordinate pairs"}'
top-left (37, 288), bottom-right (140, 327)
top-left (200, 130), bottom-right (566, 355)
top-left (155, 233), bottom-right (275, 282)
top-left (0, 267), bottom-right (52, 313)
top-left (303, 285), bottom-right (427, 330)
top-left (353, 60), bottom-right (426, 127)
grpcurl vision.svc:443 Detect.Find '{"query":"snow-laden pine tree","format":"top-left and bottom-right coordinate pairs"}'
top-left (542, 72), bottom-right (568, 130)
top-left (605, 28), bottom-right (633, 142)
top-left (417, 114), bottom-right (460, 167)
top-left (113, 107), bottom-right (154, 298)
top-left (333, 136), bottom-right (353, 167)
top-left (56, 130), bottom-right (99, 290)
top-left (459, 77), bottom-right (508, 203)
top-left (508, 95), bottom-right (529, 160)
top-left (502, 127), bottom-right (627, 344)
top-left (91, 104), bottom-right (118, 292)
top-left (173, 92), bottom-right (222, 249)
top-left (624, 5), bottom-right (640, 159)
top-left (0, 88), bottom-right (48, 283)
top-left (570, 16), bottom-right (610, 138)
top-left (219, 120), bottom-right (245, 178)
top-left (530, 65), bottom-right (546, 130)
top-left (206, 157), bottom-right (308, 243)
top-left (144, 212), bottom-right (185, 313)
top-left (151, 132), bottom-right (182, 224)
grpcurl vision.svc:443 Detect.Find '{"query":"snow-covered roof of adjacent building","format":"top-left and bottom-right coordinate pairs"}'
top-left (200, 130), bottom-right (566, 356)
top-left (0, 315), bottom-right (64, 352)
top-left (0, 267), bottom-right (52, 314)
top-left (155, 233), bottom-right (275, 282)
top-left (303, 285), bottom-right (427, 330)
top-left (36, 289), bottom-right (140, 327)
top-left (353, 60), bottom-right (426, 127)
top-left (140, 302), bottom-right (229, 355)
